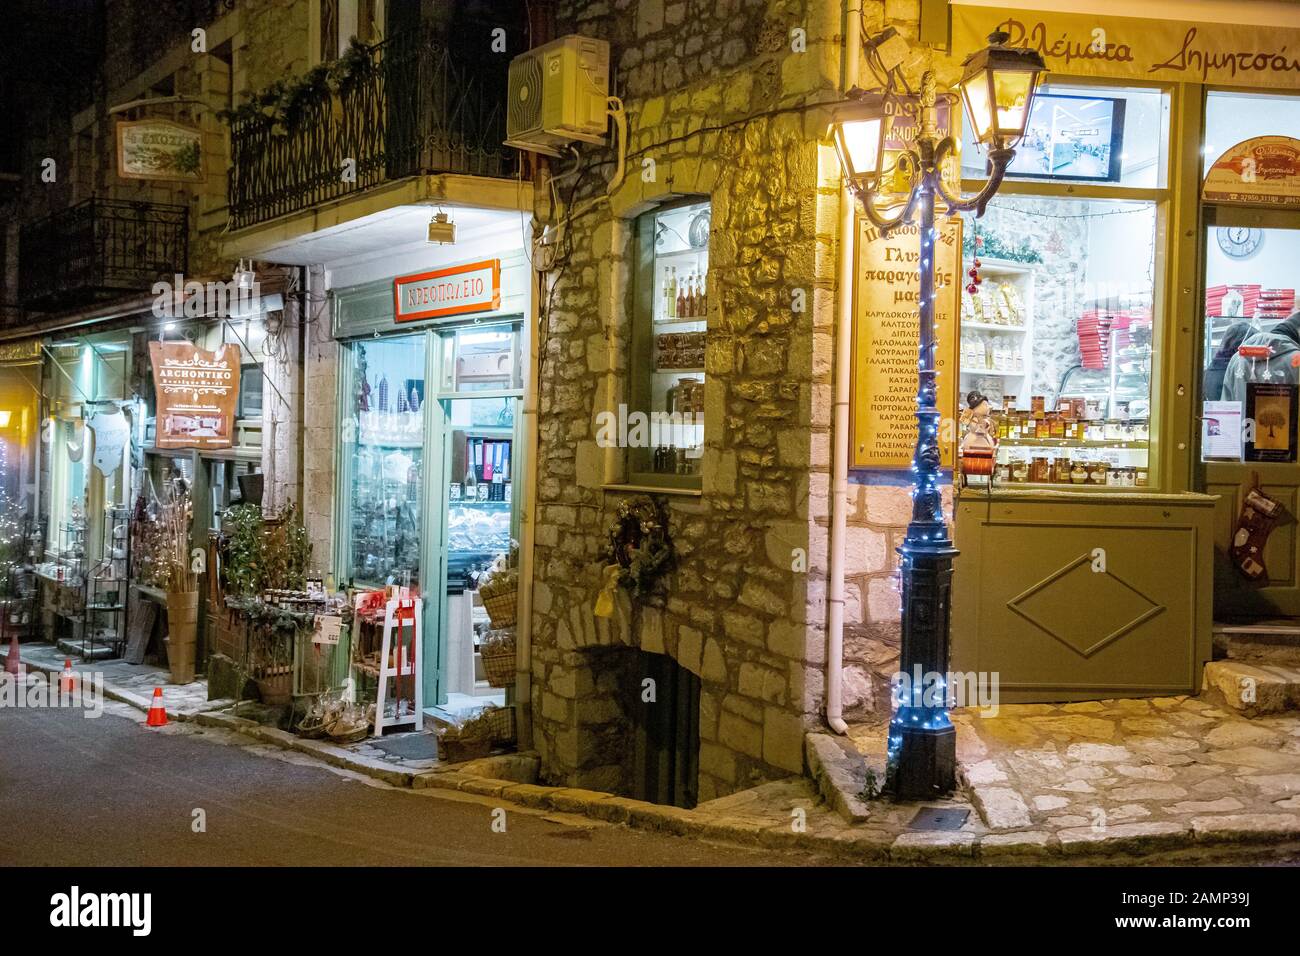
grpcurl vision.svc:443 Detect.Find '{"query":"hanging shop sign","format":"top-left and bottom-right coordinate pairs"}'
top-left (87, 406), bottom-right (130, 476)
top-left (115, 119), bottom-right (204, 182)
top-left (1204, 137), bottom-right (1300, 208)
top-left (851, 217), bottom-right (960, 470)
top-left (148, 342), bottom-right (241, 449)
top-left (952, 7), bottom-right (1300, 91)
top-left (393, 259), bottom-right (501, 323)
top-left (882, 94), bottom-right (961, 198)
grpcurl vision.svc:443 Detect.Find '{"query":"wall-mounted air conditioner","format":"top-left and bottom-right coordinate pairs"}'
top-left (505, 34), bottom-right (610, 157)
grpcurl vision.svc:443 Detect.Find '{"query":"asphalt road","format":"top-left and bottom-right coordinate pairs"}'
top-left (0, 695), bottom-right (835, 867)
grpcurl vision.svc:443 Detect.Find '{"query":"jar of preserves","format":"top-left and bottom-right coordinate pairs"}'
top-left (1088, 461), bottom-right (1109, 485)
top-left (1071, 461), bottom-right (1088, 484)
top-left (1031, 456), bottom-right (1050, 483)
top-left (1011, 458), bottom-right (1029, 483)
top-left (1054, 457), bottom-right (1073, 483)
top-left (1136, 466), bottom-right (1149, 487)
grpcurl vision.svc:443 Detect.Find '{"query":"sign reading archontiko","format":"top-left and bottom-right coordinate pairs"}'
top-left (148, 342), bottom-right (241, 449)
top-left (116, 119), bottom-right (203, 182)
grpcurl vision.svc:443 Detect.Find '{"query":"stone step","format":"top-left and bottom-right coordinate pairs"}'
top-left (1214, 619), bottom-right (1300, 666)
top-left (1202, 659), bottom-right (1300, 717)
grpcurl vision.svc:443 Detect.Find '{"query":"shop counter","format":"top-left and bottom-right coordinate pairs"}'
top-left (951, 488), bottom-right (1216, 703)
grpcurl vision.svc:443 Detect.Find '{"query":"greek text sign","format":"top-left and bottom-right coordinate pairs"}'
top-left (116, 119), bottom-right (203, 182)
top-left (953, 8), bottom-right (1300, 91)
top-left (148, 342), bottom-right (241, 449)
top-left (394, 259), bottom-right (501, 322)
top-left (852, 217), bottom-right (960, 470)
top-left (1205, 137), bottom-right (1300, 208)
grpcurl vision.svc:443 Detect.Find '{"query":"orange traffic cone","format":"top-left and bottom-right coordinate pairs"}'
top-left (4, 633), bottom-right (21, 676)
top-left (59, 659), bottom-right (76, 693)
top-left (144, 687), bottom-right (168, 727)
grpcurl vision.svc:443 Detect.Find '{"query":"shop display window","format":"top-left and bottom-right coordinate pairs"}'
top-left (1200, 224), bottom-right (1300, 462)
top-left (962, 83), bottom-right (1169, 189)
top-left (344, 334), bottom-right (426, 590)
top-left (629, 199), bottom-right (709, 488)
top-left (960, 195), bottom-right (1158, 489)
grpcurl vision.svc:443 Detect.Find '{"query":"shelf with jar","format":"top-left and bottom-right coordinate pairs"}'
top-left (960, 259), bottom-right (1035, 406)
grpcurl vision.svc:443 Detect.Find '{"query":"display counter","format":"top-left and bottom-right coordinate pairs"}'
top-left (951, 487), bottom-right (1216, 702)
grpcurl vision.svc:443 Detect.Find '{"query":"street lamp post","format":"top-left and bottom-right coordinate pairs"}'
top-left (830, 32), bottom-right (1045, 800)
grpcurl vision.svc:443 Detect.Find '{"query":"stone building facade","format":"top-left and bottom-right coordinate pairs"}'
top-left (526, 0), bottom-right (982, 801)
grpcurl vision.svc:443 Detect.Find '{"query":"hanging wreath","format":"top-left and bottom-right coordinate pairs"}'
top-left (594, 496), bottom-right (674, 616)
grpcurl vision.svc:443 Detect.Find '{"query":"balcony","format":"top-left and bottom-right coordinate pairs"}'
top-left (19, 198), bottom-right (189, 311)
top-left (228, 28), bottom-right (517, 231)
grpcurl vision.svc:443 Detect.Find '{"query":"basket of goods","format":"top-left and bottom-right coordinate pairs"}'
top-left (436, 704), bottom-right (516, 762)
top-left (477, 542), bottom-right (519, 628)
top-left (479, 627), bottom-right (517, 688)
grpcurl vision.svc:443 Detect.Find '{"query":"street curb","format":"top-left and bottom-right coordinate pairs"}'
top-left (17, 648), bottom-right (1300, 865)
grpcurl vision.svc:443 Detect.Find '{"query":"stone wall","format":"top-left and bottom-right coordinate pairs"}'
top-left (528, 0), bottom-right (845, 802)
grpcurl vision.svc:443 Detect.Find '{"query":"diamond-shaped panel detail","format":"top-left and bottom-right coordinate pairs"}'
top-left (1006, 555), bottom-right (1166, 658)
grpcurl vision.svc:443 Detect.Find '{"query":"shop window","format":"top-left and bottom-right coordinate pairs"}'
top-left (627, 199), bottom-right (710, 489)
top-left (1203, 91), bottom-right (1300, 177)
top-left (960, 195), bottom-right (1158, 488)
top-left (344, 334), bottom-right (426, 590)
top-left (962, 83), bottom-right (1169, 190)
top-left (237, 364), bottom-right (264, 420)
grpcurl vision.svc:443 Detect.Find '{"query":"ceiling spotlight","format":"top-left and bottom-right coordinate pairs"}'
top-left (427, 209), bottom-right (456, 245)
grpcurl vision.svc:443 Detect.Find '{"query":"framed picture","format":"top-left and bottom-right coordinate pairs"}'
top-left (1245, 382), bottom-right (1298, 463)
top-left (998, 94), bottom-right (1126, 183)
top-left (115, 119), bottom-right (204, 182)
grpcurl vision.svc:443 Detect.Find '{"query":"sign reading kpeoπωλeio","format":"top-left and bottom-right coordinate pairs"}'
top-left (148, 342), bottom-right (241, 449)
top-left (116, 119), bottom-right (204, 182)
top-left (1205, 136), bottom-right (1300, 208)
top-left (394, 259), bottom-right (501, 322)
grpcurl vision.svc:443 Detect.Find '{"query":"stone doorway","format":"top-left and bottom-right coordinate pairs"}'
top-left (626, 649), bottom-right (700, 808)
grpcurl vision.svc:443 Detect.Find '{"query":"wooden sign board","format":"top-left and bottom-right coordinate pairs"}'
top-left (851, 216), bottom-right (961, 470)
top-left (394, 259), bottom-right (501, 322)
top-left (148, 342), bottom-right (241, 449)
top-left (116, 119), bottom-right (203, 182)
top-left (1205, 136), bottom-right (1300, 208)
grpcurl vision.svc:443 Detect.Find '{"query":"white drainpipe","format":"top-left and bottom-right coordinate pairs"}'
top-left (825, 0), bottom-right (860, 736)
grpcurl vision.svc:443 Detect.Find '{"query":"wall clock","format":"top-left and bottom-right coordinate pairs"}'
top-left (1217, 226), bottom-right (1263, 259)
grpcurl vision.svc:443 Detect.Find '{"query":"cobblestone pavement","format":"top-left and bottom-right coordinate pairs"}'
top-left (840, 696), bottom-right (1300, 856)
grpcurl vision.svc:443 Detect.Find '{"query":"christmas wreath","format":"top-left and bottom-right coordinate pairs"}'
top-left (594, 496), bottom-right (674, 616)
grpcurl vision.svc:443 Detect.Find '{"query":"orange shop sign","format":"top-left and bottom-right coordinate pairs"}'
top-left (1204, 137), bottom-right (1300, 208)
top-left (394, 259), bottom-right (501, 322)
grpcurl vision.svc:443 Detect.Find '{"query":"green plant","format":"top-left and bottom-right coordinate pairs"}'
top-left (860, 767), bottom-right (882, 801)
top-left (222, 504), bottom-right (264, 597)
top-left (222, 502), bottom-right (312, 596)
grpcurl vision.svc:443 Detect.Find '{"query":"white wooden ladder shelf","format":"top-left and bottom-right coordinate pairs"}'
top-left (374, 597), bottom-right (422, 734)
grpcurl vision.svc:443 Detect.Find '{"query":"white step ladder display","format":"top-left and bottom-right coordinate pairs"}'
top-left (374, 597), bottom-right (422, 734)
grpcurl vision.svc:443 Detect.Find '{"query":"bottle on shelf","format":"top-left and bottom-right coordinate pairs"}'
top-left (686, 274), bottom-right (697, 318)
top-left (675, 276), bottom-right (686, 319)
top-left (667, 268), bottom-right (678, 319)
top-left (699, 274), bottom-right (707, 317)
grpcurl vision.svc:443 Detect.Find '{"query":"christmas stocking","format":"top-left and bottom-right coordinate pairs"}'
top-left (1232, 487), bottom-right (1285, 580)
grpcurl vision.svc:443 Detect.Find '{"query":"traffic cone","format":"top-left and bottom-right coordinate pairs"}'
top-left (59, 659), bottom-right (76, 693)
top-left (144, 687), bottom-right (168, 727)
top-left (4, 633), bottom-right (21, 677)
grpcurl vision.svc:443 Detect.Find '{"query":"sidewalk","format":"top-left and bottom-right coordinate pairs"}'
top-left (8, 640), bottom-right (1300, 863)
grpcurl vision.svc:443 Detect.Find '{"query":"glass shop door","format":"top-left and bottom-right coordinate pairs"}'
top-left (428, 323), bottom-right (523, 719)
top-left (1198, 207), bottom-right (1300, 618)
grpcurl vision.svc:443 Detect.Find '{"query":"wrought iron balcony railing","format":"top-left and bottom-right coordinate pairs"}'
top-left (19, 198), bottom-right (189, 311)
top-left (229, 28), bottom-right (516, 231)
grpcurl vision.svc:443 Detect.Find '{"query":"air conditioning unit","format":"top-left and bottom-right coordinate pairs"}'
top-left (505, 35), bottom-right (610, 157)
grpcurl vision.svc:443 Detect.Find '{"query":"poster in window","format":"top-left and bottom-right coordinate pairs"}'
top-left (1245, 383), bottom-right (1298, 463)
top-left (148, 342), bottom-right (241, 449)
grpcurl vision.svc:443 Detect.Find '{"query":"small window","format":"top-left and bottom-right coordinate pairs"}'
top-left (238, 364), bottom-right (264, 420)
top-left (627, 199), bottom-right (710, 489)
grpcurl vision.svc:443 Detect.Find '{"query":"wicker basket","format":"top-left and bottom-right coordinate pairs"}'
top-left (482, 705), bottom-right (516, 744)
top-left (480, 635), bottom-right (516, 688)
top-left (480, 587), bottom-right (517, 627)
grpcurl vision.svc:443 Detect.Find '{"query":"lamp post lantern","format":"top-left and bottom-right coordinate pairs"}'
top-left (830, 32), bottom-right (1045, 800)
